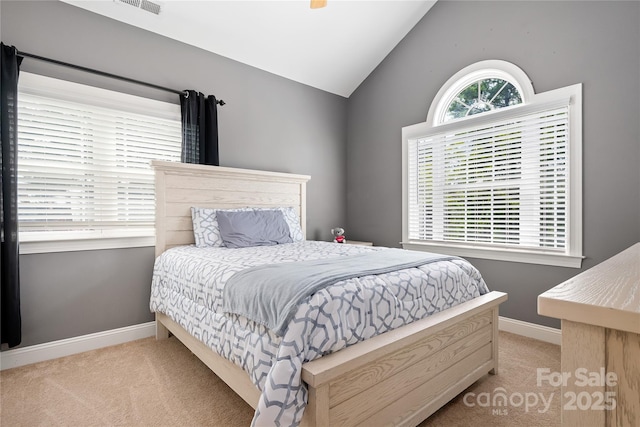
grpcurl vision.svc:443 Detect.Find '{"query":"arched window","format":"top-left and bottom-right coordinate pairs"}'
top-left (444, 78), bottom-right (522, 121)
top-left (402, 61), bottom-right (583, 268)
top-left (427, 60), bottom-right (534, 125)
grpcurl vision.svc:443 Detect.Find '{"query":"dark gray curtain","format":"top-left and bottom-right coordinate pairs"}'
top-left (1, 43), bottom-right (22, 348)
top-left (180, 90), bottom-right (219, 166)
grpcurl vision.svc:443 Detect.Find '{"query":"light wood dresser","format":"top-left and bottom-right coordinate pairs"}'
top-left (538, 243), bottom-right (639, 426)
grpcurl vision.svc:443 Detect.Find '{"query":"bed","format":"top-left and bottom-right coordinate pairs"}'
top-left (150, 160), bottom-right (507, 427)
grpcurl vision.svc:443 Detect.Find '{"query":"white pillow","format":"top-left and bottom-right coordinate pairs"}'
top-left (279, 206), bottom-right (304, 242)
top-left (191, 207), bottom-right (225, 248)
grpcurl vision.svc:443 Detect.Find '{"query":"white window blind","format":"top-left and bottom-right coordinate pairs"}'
top-left (407, 102), bottom-right (572, 254)
top-left (17, 73), bottom-right (181, 242)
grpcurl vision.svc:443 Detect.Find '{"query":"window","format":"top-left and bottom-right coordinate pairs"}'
top-left (17, 73), bottom-right (181, 253)
top-left (402, 61), bottom-right (583, 268)
top-left (443, 78), bottom-right (522, 121)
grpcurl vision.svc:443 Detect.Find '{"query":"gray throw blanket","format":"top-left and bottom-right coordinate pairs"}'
top-left (223, 248), bottom-right (455, 336)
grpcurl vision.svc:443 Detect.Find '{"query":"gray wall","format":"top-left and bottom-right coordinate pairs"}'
top-left (1, 1), bottom-right (347, 347)
top-left (346, 0), bottom-right (640, 328)
top-left (3, 0), bottom-right (639, 347)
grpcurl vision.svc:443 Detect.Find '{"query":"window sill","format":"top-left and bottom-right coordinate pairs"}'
top-left (400, 241), bottom-right (583, 268)
top-left (19, 235), bottom-right (155, 255)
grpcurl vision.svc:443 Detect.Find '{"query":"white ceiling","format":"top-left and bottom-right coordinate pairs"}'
top-left (60, 0), bottom-right (436, 97)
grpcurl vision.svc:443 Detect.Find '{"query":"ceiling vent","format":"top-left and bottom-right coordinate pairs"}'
top-left (115, 0), bottom-right (162, 15)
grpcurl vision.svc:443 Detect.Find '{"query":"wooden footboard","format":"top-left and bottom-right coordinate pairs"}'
top-left (300, 291), bottom-right (506, 427)
top-left (156, 291), bottom-right (506, 427)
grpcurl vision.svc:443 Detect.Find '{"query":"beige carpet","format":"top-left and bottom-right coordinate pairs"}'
top-left (1, 332), bottom-right (560, 426)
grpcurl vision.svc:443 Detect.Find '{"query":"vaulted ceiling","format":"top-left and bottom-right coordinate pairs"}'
top-left (60, 0), bottom-right (436, 97)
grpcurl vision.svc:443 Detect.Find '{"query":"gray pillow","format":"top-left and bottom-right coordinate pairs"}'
top-left (217, 209), bottom-right (293, 248)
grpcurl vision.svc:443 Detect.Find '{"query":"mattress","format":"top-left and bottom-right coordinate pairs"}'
top-left (150, 241), bottom-right (489, 426)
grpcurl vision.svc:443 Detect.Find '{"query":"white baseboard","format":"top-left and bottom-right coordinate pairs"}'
top-left (0, 321), bottom-right (156, 371)
top-left (1, 317), bottom-right (560, 371)
top-left (499, 316), bottom-right (561, 345)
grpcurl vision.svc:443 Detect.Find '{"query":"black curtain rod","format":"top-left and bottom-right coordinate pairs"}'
top-left (17, 50), bottom-right (225, 106)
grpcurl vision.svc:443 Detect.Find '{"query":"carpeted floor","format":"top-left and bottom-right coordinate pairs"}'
top-left (0, 331), bottom-right (560, 426)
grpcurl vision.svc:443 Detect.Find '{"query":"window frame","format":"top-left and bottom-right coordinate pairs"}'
top-left (402, 61), bottom-right (583, 268)
top-left (17, 72), bottom-right (181, 254)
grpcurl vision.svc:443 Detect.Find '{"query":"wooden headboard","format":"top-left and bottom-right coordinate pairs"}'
top-left (152, 160), bottom-right (311, 257)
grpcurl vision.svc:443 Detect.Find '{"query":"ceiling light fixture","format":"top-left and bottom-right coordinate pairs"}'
top-left (310, 0), bottom-right (327, 9)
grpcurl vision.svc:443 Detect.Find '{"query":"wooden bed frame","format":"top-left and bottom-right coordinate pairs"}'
top-left (151, 160), bottom-right (508, 426)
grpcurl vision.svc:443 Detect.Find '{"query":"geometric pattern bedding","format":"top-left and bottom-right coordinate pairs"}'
top-left (150, 241), bottom-right (489, 426)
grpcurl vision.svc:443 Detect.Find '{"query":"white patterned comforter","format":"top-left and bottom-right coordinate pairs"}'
top-left (150, 241), bottom-right (489, 426)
